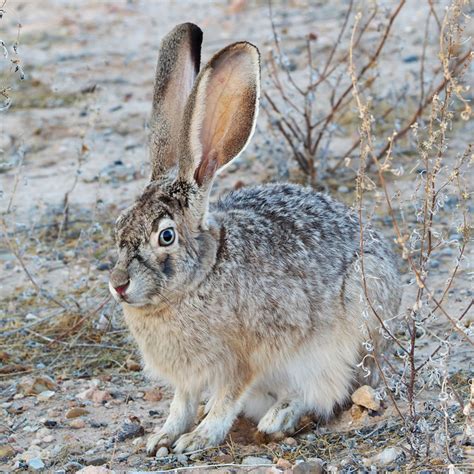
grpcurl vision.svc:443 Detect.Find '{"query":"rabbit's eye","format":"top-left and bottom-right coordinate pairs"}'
top-left (158, 228), bottom-right (175, 246)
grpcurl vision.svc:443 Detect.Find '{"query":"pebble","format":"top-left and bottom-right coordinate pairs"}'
top-left (284, 436), bottom-right (297, 446)
top-left (117, 422), bottom-right (144, 441)
top-left (176, 454), bottom-right (188, 464)
top-left (143, 388), bottom-right (163, 402)
top-left (92, 390), bottom-right (113, 404)
top-left (214, 453), bottom-right (233, 463)
top-left (77, 467), bottom-right (114, 474)
top-left (156, 446), bottom-right (169, 458)
top-left (351, 385), bottom-right (381, 411)
top-left (37, 390), bottom-right (56, 401)
top-left (77, 386), bottom-right (112, 404)
top-left (350, 403), bottom-right (366, 421)
top-left (18, 375), bottom-right (56, 395)
top-left (96, 262), bottom-right (111, 271)
top-left (0, 445), bottom-right (15, 459)
top-left (241, 456), bottom-right (272, 466)
top-left (85, 456), bottom-right (108, 466)
top-left (66, 407), bottom-right (90, 419)
top-left (44, 420), bottom-right (57, 428)
top-left (293, 458), bottom-right (324, 474)
top-left (28, 457), bottom-right (45, 470)
top-left (441, 247), bottom-right (454, 257)
top-left (125, 358), bottom-right (141, 371)
top-left (276, 458), bottom-right (292, 469)
top-left (337, 185), bottom-right (349, 193)
top-left (403, 55), bottom-right (419, 63)
top-left (70, 419), bottom-right (86, 429)
top-left (42, 435), bottom-right (54, 443)
top-left (363, 446), bottom-right (403, 466)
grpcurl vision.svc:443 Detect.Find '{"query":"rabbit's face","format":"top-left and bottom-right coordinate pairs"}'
top-left (109, 181), bottom-right (206, 307)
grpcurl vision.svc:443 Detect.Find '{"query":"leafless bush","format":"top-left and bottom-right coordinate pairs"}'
top-left (349, 0), bottom-right (472, 465)
top-left (263, 0), bottom-right (471, 187)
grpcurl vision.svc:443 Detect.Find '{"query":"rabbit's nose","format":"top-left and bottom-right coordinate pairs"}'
top-left (110, 268), bottom-right (130, 296)
top-left (114, 281), bottom-right (130, 296)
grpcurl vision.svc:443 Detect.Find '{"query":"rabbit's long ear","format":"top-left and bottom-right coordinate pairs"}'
top-left (149, 23), bottom-right (202, 181)
top-left (178, 42), bottom-right (260, 187)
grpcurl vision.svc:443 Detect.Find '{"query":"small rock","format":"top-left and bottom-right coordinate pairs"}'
top-left (116, 452), bottom-right (129, 462)
top-left (215, 453), bottom-right (233, 463)
top-left (63, 461), bottom-right (85, 471)
top-left (37, 390), bottom-right (55, 402)
top-left (90, 421), bottom-right (107, 428)
top-left (0, 445), bottom-right (15, 459)
top-left (337, 185), bottom-right (349, 193)
top-left (70, 419), bottom-right (86, 429)
top-left (96, 263), bottom-right (110, 271)
top-left (18, 375), bottom-right (56, 395)
top-left (241, 456), bottom-right (272, 466)
top-left (42, 435), bottom-right (54, 443)
top-left (403, 55), bottom-right (419, 63)
top-left (84, 456), bottom-right (108, 466)
top-left (364, 446), bottom-right (403, 466)
top-left (77, 467), bottom-right (114, 474)
top-left (92, 390), bottom-right (113, 404)
top-left (176, 454), bottom-right (188, 464)
top-left (117, 422), bottom-right (144, 441)
top-left (66, 407), bottom-right (90, 419)
top-left (28, 457), bottom-right (45, 470)
top-left (351, 385), bottom-right (380, 411)
top-left (43, 420), bottom-right (57, 428)
top-left (125, 358), bottom-right (141, 371)
top-left (293, 458), bottom-right (324, 474)
top-left (143, 388), bottom-right (163, 402)
top-left (350, 403), bottom-right (366, 421)
top-left (156, 446), bottom-right (169, 458)
top-left (276, 458), bottom-right (292, 469)
top-left (284, 436), bottom-right (297, 446)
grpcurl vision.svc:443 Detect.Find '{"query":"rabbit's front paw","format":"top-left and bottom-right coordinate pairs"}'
top-left (173, 428), bottom-right (221, 453)
top-left (146, 430), bottom-right (176, 456)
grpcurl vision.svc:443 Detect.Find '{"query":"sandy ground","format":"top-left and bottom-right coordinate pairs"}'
top-left (0, 0), bottom-right (473, 472)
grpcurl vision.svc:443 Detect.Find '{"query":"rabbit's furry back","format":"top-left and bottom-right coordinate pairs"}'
top-left (109, 23), bottom-right (402, 454)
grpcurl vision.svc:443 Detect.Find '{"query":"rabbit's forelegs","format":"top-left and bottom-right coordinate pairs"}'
top-left (146, 388), bottom-right (199, 455)
top-left (173, 381), bottom-right (246, 453)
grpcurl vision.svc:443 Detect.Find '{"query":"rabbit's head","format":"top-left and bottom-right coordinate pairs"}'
top-left (109, 23), bottom-right (260, 306)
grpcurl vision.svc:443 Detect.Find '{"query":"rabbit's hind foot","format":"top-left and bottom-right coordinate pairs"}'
top-left (257, 398), bottom-right (305, 435)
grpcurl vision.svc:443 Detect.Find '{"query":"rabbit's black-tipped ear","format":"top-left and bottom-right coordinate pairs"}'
top-left (179, 42), bottom-right (260, 186)
top-left (149, 23), bottom-right (202, 181)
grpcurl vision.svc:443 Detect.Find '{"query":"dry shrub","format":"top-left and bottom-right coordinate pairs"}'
top-left (267, 0), bottom-right (472, 467)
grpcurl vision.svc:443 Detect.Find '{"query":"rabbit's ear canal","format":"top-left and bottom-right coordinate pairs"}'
top-left (180, 42), bottom-right (260, 186)
top-left (149, 23), bottom-right (202, 181)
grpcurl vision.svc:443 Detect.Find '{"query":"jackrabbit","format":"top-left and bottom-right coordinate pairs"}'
top-left (109, 23), bottom-right (402, 454)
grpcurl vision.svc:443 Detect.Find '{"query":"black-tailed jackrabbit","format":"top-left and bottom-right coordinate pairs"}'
top-left (109, 23), bottom-right (401, 454)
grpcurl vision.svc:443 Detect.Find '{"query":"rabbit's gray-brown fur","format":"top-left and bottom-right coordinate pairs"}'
top-left (109, 23), bottom-right (402, 454)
